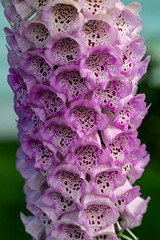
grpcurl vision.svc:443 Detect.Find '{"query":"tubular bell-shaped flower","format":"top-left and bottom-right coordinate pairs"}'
top-left (2, 0), bottom-right (150, 239)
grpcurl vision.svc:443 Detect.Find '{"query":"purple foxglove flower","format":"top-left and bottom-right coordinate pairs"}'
top-left (3, 0), bottom-right (151, 239)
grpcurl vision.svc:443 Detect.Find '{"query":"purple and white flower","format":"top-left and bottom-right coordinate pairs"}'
top-left (2, 0), bottom-right (150, 239)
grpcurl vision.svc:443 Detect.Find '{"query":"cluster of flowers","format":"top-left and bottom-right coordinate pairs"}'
top-left (3, 0), bottom-right (151, 239)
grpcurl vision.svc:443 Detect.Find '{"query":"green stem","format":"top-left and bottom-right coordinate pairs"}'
top-left (116, 221), bottom-right (122, 231)
top-left (126, 228), bottom-right (139, 240)
top-left (118, 233), bottom-right (133, 240)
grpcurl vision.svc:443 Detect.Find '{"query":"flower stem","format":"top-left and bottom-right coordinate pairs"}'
top-left (116, 221), bottom-right (122, 231)
top-left (118, 233), bottom-right (134, 240)
top-left (126, 228), bottom-right (139, 240)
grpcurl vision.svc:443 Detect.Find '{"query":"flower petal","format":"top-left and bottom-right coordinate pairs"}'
top-left (65, 100), bottom-right (108, 138)
top-left (21, 213), bottom-right (45, 240)
top-left (78, 194), bottom-right (119, 236)
top-left (40, 118), bottom-right (78, 156)
top-left (48, 164), bottom-right (88, 205)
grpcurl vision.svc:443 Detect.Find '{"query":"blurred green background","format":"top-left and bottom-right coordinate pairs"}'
top-left (0, 0), bottom-right (160, 239)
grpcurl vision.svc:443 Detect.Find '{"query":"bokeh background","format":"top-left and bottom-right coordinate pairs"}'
top-left (0, 0), bottom-right (160, 239)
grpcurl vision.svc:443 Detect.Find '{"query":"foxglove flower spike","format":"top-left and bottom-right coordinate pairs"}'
top-left (2, 0), bottom-right (150, 239)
